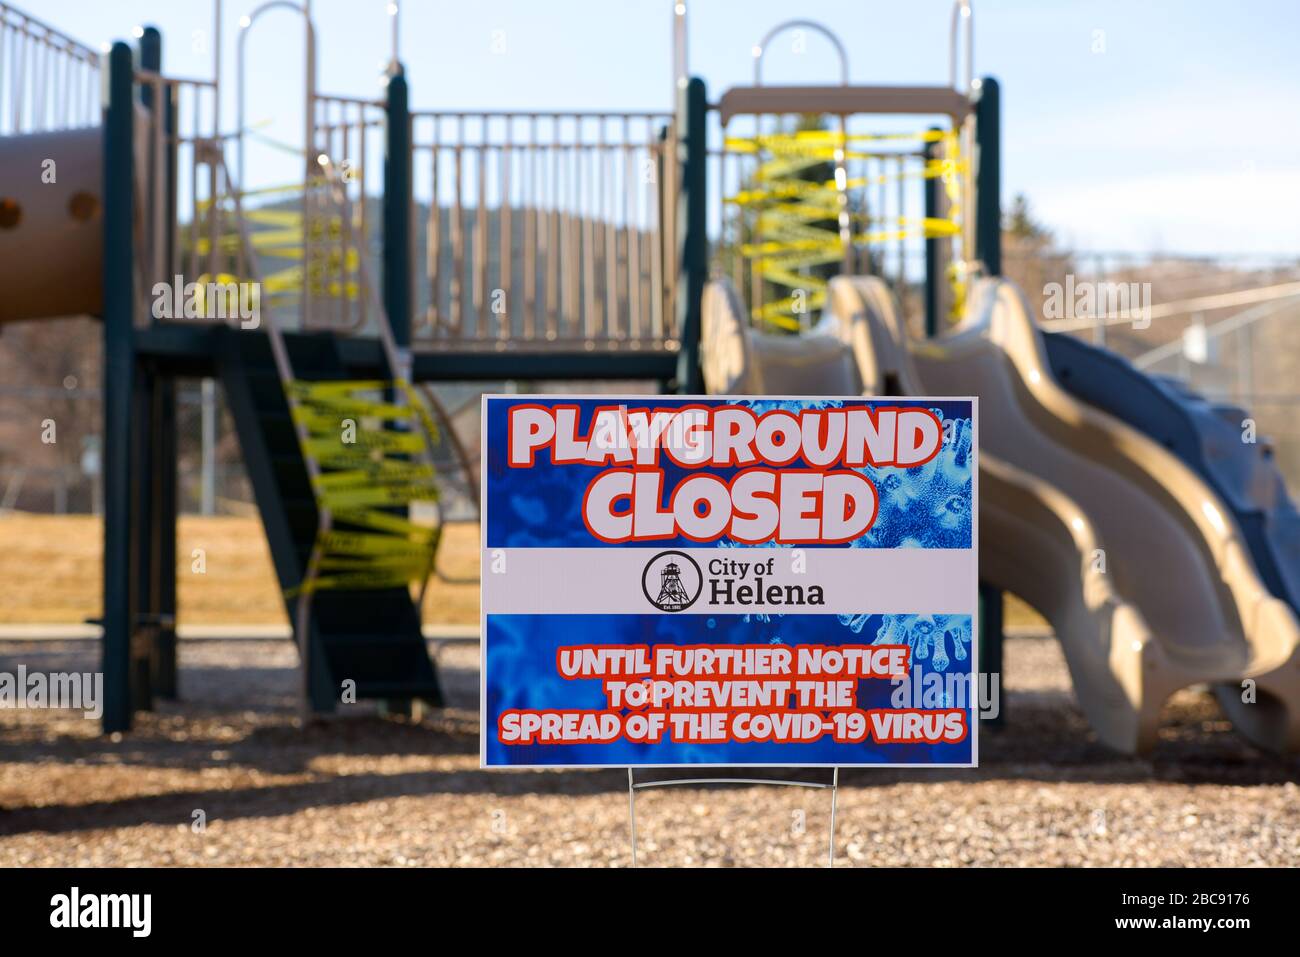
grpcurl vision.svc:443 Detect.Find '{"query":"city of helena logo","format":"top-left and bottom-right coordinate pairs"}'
top-left (642, 551), bottom-right (703, 612)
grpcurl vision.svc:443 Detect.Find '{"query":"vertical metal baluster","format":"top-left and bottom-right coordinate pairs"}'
top-left (428, 117), bottom-right (442, 335)
top-left (452, 119), bottom-right (465, 338)
top-left (0, 25), bottom-right (8, 135)
top-left (499, 116), bottom-right (512, 342)
top-left (897, 153), bottom-right (907, 308)
top-left (564, 115), bottom-right (574, 340)
top-left (557, 120), bottom-right (566, 339)
top-left (30, 32), bottom-right (41, 129)
top-left (62, 42), bottom-right (72, 127)
top-left (751, 119), bottom-right (765, 328)
top-left (577, 117), bottom-right (589, 338)
top-left (729, 150), bottom-right (738, 296)
top-left (43, 35), bottom-right (51, 128)
top-left (188, 93), bottom-right (200, 286)
top-left (625, 116), bottom-right (639, 343)
top-left (584, 117), bottom-right (598, 339)
top-left (152, 76), bottom-right (165, 293)
top-left (547, 118), bottom-right (559, 339)
top-left (600, 115), bottom-right (616, 343)
top-left (14, 25), bottom-right (26, 130)
top-left (524, 115), bottom-right (537, 341)
top-left (649, 119), bottom-right (665, 341)
top-left (334, 99), bottom-right (345, 328)
top-left (561, 120), bottom-right (572, 338)
top-left (877, 156), bottom-right (887, 281)
top-left (475, 128), bottom-right (487, 338)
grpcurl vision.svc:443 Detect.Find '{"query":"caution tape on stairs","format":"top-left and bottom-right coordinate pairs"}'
top-left (285, 379), bottom-right (443, 595)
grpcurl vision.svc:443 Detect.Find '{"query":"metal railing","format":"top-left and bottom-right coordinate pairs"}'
top-left (307, 92), bottom-right (385, 334)
top-left (1, 2), bottom-right (687, 358)
top-left (134, 69), bottom-right (225, 324)
top-left (0, 1), bottom-right (99, 135)
top-left (135, 63), bottom-right (384, 338)
top-left (411, 110), bottom-right (678, 351)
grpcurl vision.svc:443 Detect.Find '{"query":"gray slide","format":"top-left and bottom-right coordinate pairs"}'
top-left (701, 274), bottom-right (1300, 753)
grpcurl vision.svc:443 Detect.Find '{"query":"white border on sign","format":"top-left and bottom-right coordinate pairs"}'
top-left (478, 394), bottom-right (980, 770)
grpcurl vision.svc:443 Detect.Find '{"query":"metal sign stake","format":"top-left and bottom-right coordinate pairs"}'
top-left (627, 766), bottom-right (840, 867)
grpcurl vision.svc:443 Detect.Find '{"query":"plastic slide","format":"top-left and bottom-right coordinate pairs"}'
top-left (838, 276), bottom-right (1300, 753)
top-left (701, 274), bottom-right (1300, 753)
top-left (1043, 332), bottom-right (1300, 625)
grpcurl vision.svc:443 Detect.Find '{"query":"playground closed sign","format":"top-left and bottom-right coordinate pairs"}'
top-left (481, 396), bottom-right (978, 767)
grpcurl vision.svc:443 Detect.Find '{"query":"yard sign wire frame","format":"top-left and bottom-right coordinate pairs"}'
top-left (626, 766), bottom-right (840, 868)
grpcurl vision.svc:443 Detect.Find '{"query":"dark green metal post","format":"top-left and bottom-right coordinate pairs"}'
top-left (922, 126), bottom-right (942, 338)
top-left (159, 35), bottom-right (180, 699)
top-left (383, 66), bottom-right (413, 355)
top-left (379, 66), bottom-right (419, 718)
top-left (129, 369), bottom-right (154, 713)
top-left (138, 27), bottom-right (160, 104)
top-left (140, 25), bottom-right (178, 699)
top-left (974, 76), bottom-right (1004, 725)
top-left (101, 41), bottom-right (137, 732)
top-left (151, 375), bottom-right (178, 700)
top-left (674, 77), bottom-right (707, 395)
top-left (974, 77), bottom-right (1001, 277)
top-left (128, 29), bottom-right (159, 712)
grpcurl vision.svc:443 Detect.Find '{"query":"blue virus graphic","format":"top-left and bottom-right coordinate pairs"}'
top-left (508, 494), bottom-right (549, 527)
top-left (739, 398), bottom-right (841, 416)
top-left (497, 470), bottom-right (593, 547)
top-left (857, 613), bottom-right (972, 671)
top-left (856, 412), bottom-right (972, 549)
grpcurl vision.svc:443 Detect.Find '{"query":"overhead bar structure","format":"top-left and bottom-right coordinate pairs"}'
top-left (715, 85), bottom-right (974, 125)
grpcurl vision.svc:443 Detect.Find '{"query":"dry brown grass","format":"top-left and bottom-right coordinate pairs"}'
top-left (0, 514), bottom-right (480, 626)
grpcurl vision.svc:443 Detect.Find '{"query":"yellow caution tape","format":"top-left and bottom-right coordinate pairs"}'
top-left (282, 378), bottom-right (443, 597)
top-left (724, 126), bottom-right (967, 329)
top-left (331, 507), bottom-right (440, 543)
top-left (194, 175), bottom-right (363, 302)
top-left (316, 530), bottom-right (435, 559)
top-left (304, 430), bottom-right (428, 461)
top-left (292, 396), bottom-right (414, 422)
top-left (314, 462), bottom-right (435, 490)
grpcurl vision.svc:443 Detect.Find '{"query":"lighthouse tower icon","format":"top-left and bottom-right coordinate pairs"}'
top-left (656, 560), bottom-right (692, 611)
top-left (642, 550), bottom-right (702, 612)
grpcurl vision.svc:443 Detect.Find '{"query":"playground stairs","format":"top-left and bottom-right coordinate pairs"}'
top-left (218, 328), bottom-right (443, 713)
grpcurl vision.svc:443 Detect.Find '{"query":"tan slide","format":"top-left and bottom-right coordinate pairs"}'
top-left (832, 274), bottom-right (1300, 754)
top-left (701, 280), bottom-right (862, 396)
top-left (702, 274), bottom-right (1300, 753)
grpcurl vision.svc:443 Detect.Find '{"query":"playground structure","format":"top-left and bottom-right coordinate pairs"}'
top-left (1, 0), bottom-right (1299, 754)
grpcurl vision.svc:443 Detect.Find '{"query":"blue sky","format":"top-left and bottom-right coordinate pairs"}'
top-left (40, 0), bottom-right (1300, 255)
